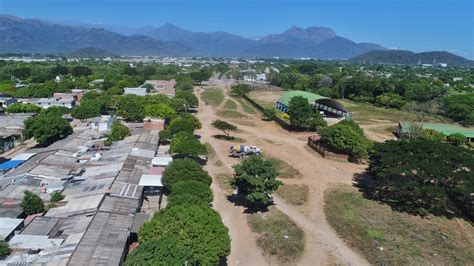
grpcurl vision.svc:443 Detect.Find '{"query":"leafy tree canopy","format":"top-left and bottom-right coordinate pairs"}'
top-left (159, 114), bottom-right (201, 140)
top-left (320, 120), bottom-right (371, 158)
top-left (168, 180), bottom-right (213, 207)
top-left (170, 131), bottom-right (208, 157)
top-left (117, 94), bottom-right (144, 122)
top-left (23, 113), bottom-right (73, 144)
top-left (232, 156), bottom-right (282, 210)
top-left (162, 158), bottom-right (211, 190)
top-left (144, 103), bottom-right (177, 120)
top-left (367, 139), bottom-right (474, 220)
top-left (20, 190), bottom-right (45, 215)
top-left (212, 119), bottom-right (237, 138)
top-left (138, 205), bottom-right (230, 265)
top-left (230, 84), bottom-right (251, 96)
top-left (5, 103), bottom-right (41, 113)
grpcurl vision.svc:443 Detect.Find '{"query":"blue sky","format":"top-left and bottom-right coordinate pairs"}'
top-left (1, 0), bottom-right (473, 58)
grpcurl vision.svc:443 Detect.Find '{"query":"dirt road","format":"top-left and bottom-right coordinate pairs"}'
top-left (195, 85), bottom-right (369, 265)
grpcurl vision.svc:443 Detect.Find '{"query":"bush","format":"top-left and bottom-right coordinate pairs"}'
top-left (168, 180), bottom-right (213, 206)
top-left (230, 84), bottom-right (251, 96)
top-left (263, 107), bottom-right (276, 120)
top-left (5, 103), bottom-right (41, 113)
top-left (20, 190), bottom-right (45, 215)
top-left (159, 114), bottom-right (201, 140)
top-left (143, 103), bottom-right (177, 120)
top-left (162, 159), bottom-right (212, 190)
top-left (138, 205), bottom-right (230, 265)
top-left (50, 191), bottom-right (65, 203)
top-left (367, 139), bottom-right (474, 219)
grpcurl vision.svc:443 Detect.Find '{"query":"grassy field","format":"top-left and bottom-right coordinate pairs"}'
top-left (223, 99), bottom-right (238, 110)
top-left (339, 99), bottom-right (446, 125)
top-left (204, 143), bottom-right (216, 159)
top-left (248, 90), bottom-right (282, 109)
top-left (215, 173), bottom-right (233, 193)
top-left (201, 88), bottom-right (225, 106)
top-left (267, 156), bottom-right (302, 179)
top-left (324, 184), bottom-right (474, 265)
top-left (275, 184), bottom-right (309, 206)
top-left (248, 207), bottom-right (305, 264)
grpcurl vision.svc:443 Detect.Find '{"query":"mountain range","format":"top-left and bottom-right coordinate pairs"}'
top-left (351, 50), bottom-right (473, 67)
top-left (0, 14), bottom-right (386, 59)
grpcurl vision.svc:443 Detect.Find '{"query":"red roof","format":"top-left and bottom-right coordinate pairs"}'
top-left (149, 166), bottom-right (165, 175)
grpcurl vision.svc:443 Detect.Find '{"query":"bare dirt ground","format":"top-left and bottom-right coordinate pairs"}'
top-left (195, 84), bottom-right (370, 266)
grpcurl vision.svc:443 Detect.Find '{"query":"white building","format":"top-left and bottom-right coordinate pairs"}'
top-left (124, 87), bottom-right (147, 96)
top-left (0, 97), bottom-right (17, 109)
top-left (256, 73), bottom-right (267, 81)
top-left (90, 115), bottom-right (115, 134)
top-left (36, 98), bottom-right (76, 109)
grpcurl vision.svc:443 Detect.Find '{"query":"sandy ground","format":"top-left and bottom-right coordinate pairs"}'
top-left (195, 83), bottom-right (370, 266)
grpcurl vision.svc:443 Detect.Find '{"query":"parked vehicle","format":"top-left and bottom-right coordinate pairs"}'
top-left (229, 145), bottom-right (261, 158)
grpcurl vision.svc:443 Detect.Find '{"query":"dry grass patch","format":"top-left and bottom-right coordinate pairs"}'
top-left (223, 99), bottom-right (238, 110)
top-left (204, 143), bottom-right (216, 159)
top-left (276, 184), bottom-right (309, 206)
top-left (324, 184), bottom-right (474, 265)
top-left (201, 88), bottom-right (224, 106)
top-left (248, 207), bottom-right (305, 264)
top-left (216, 109), bottom-right (248, 119)
top-left (266, 156), bottom-right (302, 179)
top-left (235, 98), bottom-right (257, 114)
top-left (231, 119), bottom-right (256, 127)
top-left (215, 173), bottom-right (234, 194)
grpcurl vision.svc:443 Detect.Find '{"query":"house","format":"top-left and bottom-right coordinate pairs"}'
top-left (0, 135), bottom-right (15, 153)
top-left (0, 218), bottom-right (24, 241)
top-left (0, 97), bottom-right (17, 109)
top-left (276, 90), bottom-right (350, 119)
top-left (256, 73), bottom-right (267, 81)
top-left (36, 98), bottom-right (76, 109)
top-left (397, 121), bottom-right (474, 142)
top-left (90, 115), bottom-right (115, 134)
top-left (124, 87), bottom-right (147, 96)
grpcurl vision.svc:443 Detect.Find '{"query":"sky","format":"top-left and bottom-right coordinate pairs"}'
top-left (1, 0), bottom-right (473, 59)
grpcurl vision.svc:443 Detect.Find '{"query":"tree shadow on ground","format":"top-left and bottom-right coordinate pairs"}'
top-left (213, 134), bottom-right (234, 141)
top-left (226, 193), bottom-right (271, 214)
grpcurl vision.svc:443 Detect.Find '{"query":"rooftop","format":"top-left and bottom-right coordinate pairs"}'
top-left (399, 121), bottom-right (474, 138)
top-left (277, 90), bottom-right (328, 106)
top-left (0, 217), bottom-right (23, 239)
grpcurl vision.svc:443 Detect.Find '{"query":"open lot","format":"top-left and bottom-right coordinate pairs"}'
top-left (324, 184), bottom-right (474, 265)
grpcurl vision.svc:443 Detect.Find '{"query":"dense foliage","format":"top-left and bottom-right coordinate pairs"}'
top-left (232, 156), bottom-right (282, 210)
top-left (230, 84), bottom-right (251, 96)
top-left (50, 191), bottom-right (65, 203)
top-left (212, 119), bottom-right (237, 138)
top-left (170, 131), bottom-right (208, 157)
top-left (20, 190), bottom-right (45, 215)
top-left (162, 158), bottom-right (212, 190)
top-left (0, 241), bottom-right (11, 258)
top-left (138, 205), bottom-right (230, 265)
top-left (125, 237), bottom-right (188, 266)
top-left (23, 112), bottom-right (73, 144)
top-left (159, 114), bottom-right (201, 140)
top-left (167, 180), bottom-right (213, 207)
top-left (5, 103), bottom-right (41, 113)
top-left (287, 96), bottom-right (327, 130)
top-left (367, 140), bottom-right (474, 219)
top-left (319, 120), bottom-right (372, 159)
top-left (104, 121), bottom-right (130, 145)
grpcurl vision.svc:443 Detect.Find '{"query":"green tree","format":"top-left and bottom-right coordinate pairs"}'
top-left (212, 119), bottom-right (237, 138)
top-left (71, 101), bottom-right (100, 122)
top-left (419, 129), bottom-right (446, 142)
top-left (0, 240), bottom-right (11, 258)
top-left (5, 103), bottom-right (41, 113)
top-left (190, 69), bottom-right (212, 85)
top-left (42, 106), bottom-right (70, 116)
top-left (230, 84), bottom-right (251, 96)
top-left (125, 236), bottom-right (188, 266)
top-left (175, 89), bottom-right (198, 112)
top-left (168, 180), bottom-right (213, 207)
top-left (232, 156), bottom-right (282, 210)
top-left (174, 82), bottom-right (194, 91)
top-left (288, 96), bottom-right (312, 128)
top-left (144, 103), bottom-right (177, 120)
top-left (117, 94), bottom-right (144, 122)
top-left (11, 67), bottom-right (31, 79)
top-left (447, 133), bottom-right (466, 146)
top-left (105, 121), bottom-right (130, 145)
top-left (162, 158), bottom-right (212, 190)
top-left (367, 140), bottom-right (474, 219)
top-left (138, 205), bottom-right (230, 265)
top-left (319, 121), bottom-right (371, 159)
top-left (170, 131), bottom-right (208, 157)
top-left (71, 66), bottom-right (92, 77)
top-left (141, 83), bottom-right (154, 93)
top-left (50, 191), bottom-right (65, 203)
top-left (20, 190), bottom-right (45, 215)
top-left (444, 94), bottom-right (474, 126)
top-left (23, 113), bottom-right (73, 144)
top-left (159, 114), bottom-right (200, 140)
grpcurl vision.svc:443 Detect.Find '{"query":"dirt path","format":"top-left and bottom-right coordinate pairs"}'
top-left (196, 85), bottom-right (369, 265)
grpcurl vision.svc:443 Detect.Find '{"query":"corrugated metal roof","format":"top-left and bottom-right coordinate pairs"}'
top-left (399, 121), bottom-right (474, 138)
top-left (0, 160), bottom-right (23, 170)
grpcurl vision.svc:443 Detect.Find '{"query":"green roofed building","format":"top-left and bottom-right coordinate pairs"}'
top-left (276, 90), bottom-right (350, 119)
top-left (397, 121), bottom-right (474, 142)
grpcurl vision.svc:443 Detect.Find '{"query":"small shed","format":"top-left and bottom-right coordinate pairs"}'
top-left (151, 156), bottom-right (172, 167)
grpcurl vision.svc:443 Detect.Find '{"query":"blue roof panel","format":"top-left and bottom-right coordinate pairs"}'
top-left (0, 160), bottom-right (24, 170)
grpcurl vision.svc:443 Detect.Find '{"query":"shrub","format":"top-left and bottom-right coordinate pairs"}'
top-left (320, 120), bottom-right (372, 159)
top-left (125, 236), bottom-right (188, 265)
top-left (447, 133), bottom-right (467, 146)
top-left (170, 131), bottom-right (208, 157)
top-left (105, 121), bottom-right (130, 144)
top-left (23, 113), bottom-right (73, 144)
top-left (50, 191), bottom-right (65, 203)
top-left (0, 241), bottom-right (11, 258)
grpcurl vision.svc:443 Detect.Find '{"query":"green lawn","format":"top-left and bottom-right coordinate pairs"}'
top-left (216, 110), bottom-right (248, 119)
top-left (248, 207), bottom-right (305, 263)
top-left (324, 184), bottom-right (474, 265)
top-left (223, 99), bottom-right (238, 110)
top-left (266, 156), bottom-right (302, 179)
top-left (201, 88), bottom-right (225, 107)
top-left (235, 98), bottom-right (257, 114)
